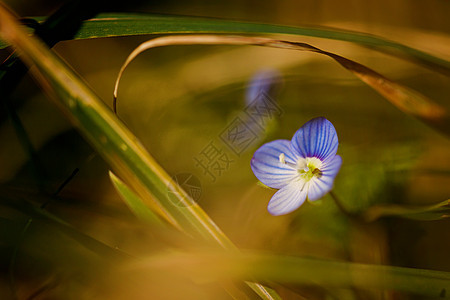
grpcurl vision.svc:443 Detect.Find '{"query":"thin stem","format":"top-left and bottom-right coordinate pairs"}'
top-left (329, 191), bottom-right (357, 220)
top-left (113, 96), bottom-right (117, 114)
top-left (53, 167), bottom-right (79, 197)
top-left (42, 152), bottom-right (96, 209)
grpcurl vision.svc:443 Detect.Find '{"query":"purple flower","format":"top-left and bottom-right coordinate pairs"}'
top-left (246, 69), bottom-right (281, 106)
top-left (250, 117), bottom-right (342, 216)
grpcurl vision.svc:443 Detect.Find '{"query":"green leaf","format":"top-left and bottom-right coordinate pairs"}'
top-left (1, 13), bottom-right (448, 75)
top-left (0, 6), bottom-right (278, 299)
top-left (109, 171), bottom-right (164, 226)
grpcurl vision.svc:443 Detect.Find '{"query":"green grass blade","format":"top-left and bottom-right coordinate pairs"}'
top-left (133, 251), bottom-right (450, 299)
top-left (113, 35), bottom-right (449, 136)
top-left (364, 199), bottom-right (450, 221)
top-left (0, 2), bottom-right (227, 247)
top-left (109, 171), bottom-right (164, 226)
top-left (1, 13), bottom-right (448, 75)
top-left (0, 5), bottom-right (278, 299)
top-left (1, 194), bottom-right (131, 260)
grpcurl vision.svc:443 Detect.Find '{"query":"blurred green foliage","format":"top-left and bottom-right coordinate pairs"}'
top-left (0, 0), bottom-right (449, 299)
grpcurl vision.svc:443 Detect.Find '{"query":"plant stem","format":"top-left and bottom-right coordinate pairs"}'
top-left (329, 191), bottom-right (357, 220)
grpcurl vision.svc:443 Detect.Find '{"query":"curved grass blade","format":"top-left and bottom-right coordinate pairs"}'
top-left (1, 13), bottom-right (448, 75)
top-left (364, 199), bottom-right (450, 222)
top-left (113, 35), bottom-right (449, 136)
top-left (0, 6), bottom-right (279, 299)
top-left (130, 251), bottom-right (450, 299)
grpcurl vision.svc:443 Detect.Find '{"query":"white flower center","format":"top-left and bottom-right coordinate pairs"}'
top-left (297, 157), bottom-right (323, 183)
top-left (279, 153), bottom-right (323, 186)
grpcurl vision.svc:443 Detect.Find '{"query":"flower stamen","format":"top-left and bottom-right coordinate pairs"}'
top-left (278, 153), bottom-right (285, 164)
top-left (297, 157), bottom-right (323, 181)
top-left (279, 153), bottom-right (298, 169)
top-left (312, 168), bottom-right (322, 177)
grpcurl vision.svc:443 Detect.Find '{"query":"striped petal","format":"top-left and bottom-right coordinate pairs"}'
top-left (291, 117), bottom-right (339, 161)
top-left (267, 181), bottom-right (307, 216)
top-left (250, 139), bottom-right (298, 189)
top-left (307, 155), bottom-right (342, 201)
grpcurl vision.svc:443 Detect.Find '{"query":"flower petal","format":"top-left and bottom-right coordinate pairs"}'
top-left (321, 154), bottom-right (343, 178)
top-left (246, 69), bottom-right (280, 106)
top-left (291, 117), bottom-right (339, 161)
top-left (250, 140), bottom-right (299, 189)
top-left (307, 155), bottom-right (342, 201)
top-left (267, 181), bottom-right (307, 216)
